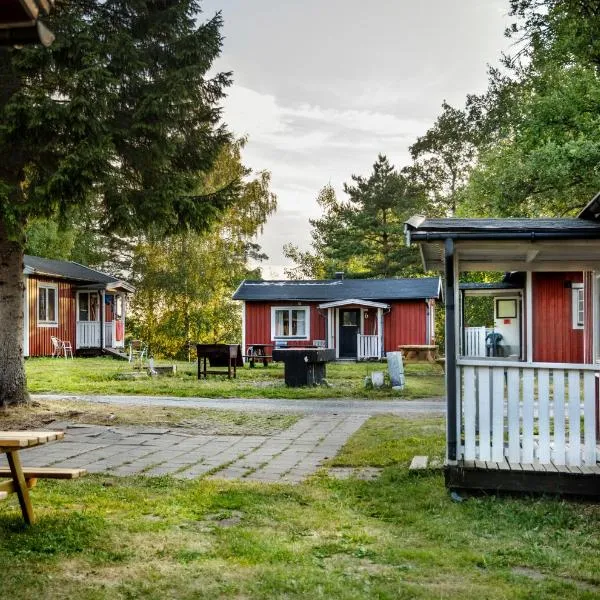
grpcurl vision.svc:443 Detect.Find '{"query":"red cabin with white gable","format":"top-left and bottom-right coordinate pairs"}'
top-left (232, 277), bottom-right (442, 360)
top-left (22, 255), bottom-right (134, 357)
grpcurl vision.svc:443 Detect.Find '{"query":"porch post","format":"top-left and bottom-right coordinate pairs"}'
top-left (445, 238), bottom-right (458, 461)
top-left (335, 308), bottom-right (340, 359)
top-left (526, 271), bottom-right (533, 362)
top-left (377, 307), bottom-right (383, 358)
top-left (327, 308), bottom-right (334, 350)
top-left (241, 301), bottom-right (246, 364)
top-left (100, 290), bottom-right (105, 349)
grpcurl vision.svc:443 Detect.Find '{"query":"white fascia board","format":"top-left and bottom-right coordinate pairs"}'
top-left (318, 298), bottom-right (389, 310)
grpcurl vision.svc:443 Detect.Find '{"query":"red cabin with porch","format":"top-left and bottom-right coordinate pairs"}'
top-left (233, 278), bottom-right (441, 360)
top-left (23, 255), bottom-right (134, 357)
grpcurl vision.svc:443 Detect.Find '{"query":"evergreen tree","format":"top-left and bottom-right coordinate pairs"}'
top-left (285, 156), bottom-right (425, 279)
top-left (0, 0), bottom-right (236, 405)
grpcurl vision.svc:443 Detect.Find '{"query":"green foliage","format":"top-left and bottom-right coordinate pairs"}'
top-left (130, 140), bottom-right (277, 358)
top-left (1, 0), bottom-right (236, 240)
top-left (408, 101), bottom-right (477, 216)
top-left (458, 0), bottom-right (600, 217)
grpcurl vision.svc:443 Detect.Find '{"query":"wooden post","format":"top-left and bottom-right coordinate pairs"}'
top-left (526, 271), bottom-right (533, 362)
top-left (445, 238), bottom-right (458, 461)
top-left (377, 307), bottom-right (383, 358)
top-left (100, 290), bottom-right (105, 350)
top-left (6, 450), bottom-right (35, 525)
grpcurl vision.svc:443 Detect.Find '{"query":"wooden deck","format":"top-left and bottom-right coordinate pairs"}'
top-left (446, 458), bottom-right (600, 496)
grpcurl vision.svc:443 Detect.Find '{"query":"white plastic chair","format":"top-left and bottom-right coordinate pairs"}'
top-left (50, 336), bottom-right (73, 359)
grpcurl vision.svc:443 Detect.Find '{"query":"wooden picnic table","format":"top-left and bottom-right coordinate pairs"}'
top-left (0, 431), bottom-right (85, 524)
top-left (196, 343), bottom-right (243, 379)
top-left (244, 343), bottom-right (274, 368)
top-left (398, 344), bottom-right (439, 362)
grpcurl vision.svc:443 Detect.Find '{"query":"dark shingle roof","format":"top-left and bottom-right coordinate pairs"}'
top-left (405, 215), bottom-right (600, 237)
top-left (233, 278), bottom-right (441, 302)
top-left (24, 255), bottom-right (133, 290)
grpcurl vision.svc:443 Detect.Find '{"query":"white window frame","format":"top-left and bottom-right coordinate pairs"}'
top-left (572, 284), bottom-right (584, 329)
top-left (270, 306), bottom-right (310, 340)
top-left (38, 284), bottom-right (58, 327)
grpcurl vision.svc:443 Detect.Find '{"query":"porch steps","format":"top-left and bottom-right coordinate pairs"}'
top-left (410, 456), bottom-right (428, 470)
top-left (102, 347), bottom-right (129, 361)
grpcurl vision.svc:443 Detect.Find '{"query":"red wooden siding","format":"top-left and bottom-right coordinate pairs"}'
top-left (244, 302), bottom-right (327, 351)
top-left (28, 276), bottom-right (76, 357)
top-left (532, 272), bottom-right (583, 363)
top-left (383, 301), bottom-right (428, 353)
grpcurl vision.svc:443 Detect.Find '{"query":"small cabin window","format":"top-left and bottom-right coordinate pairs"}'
top-left (572, 284), bottom-right (584, 329)
top-left (271, 307), bottom-right (310, 340)
top-left (38, 284), bottom-right (58, 326)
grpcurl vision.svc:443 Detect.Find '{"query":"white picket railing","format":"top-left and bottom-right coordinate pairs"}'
top-left (463, 326), bottom-right (494, 357)
top-left (457, 359), bottom-right (598, 467)
top-left (76, 321), bottom-right (100, 349)
top-left (357, 334), bottom-right (380, 360)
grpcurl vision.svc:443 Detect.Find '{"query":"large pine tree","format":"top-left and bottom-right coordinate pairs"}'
top-left (0, 0), bottom-right (236, 405)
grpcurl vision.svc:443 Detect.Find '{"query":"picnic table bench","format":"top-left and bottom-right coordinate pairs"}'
top-left (0, 431), bottom-right (85, 524)
top-left (244, 343), bottom-right (274, 368)
top-left (196, 343), bottom-right (243, 379)
top-left (398, 344), bottom-right (439, 362)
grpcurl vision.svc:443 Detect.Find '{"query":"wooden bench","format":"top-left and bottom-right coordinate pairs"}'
top-left (243, 354), bottom-right (273, 367)
top-left (0, 431), bottom-right (84, 524)
top-left (0, 467), bottom-right (86, 479)
top-left (0, 467), bottom-right (86, 498)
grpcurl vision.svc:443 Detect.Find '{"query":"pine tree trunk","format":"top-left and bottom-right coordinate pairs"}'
top-left (0, 222), bottom-right (29, 406)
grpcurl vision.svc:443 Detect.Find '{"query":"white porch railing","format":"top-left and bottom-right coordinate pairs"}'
top-left (463, 326), bottom-right (494, 357)
top-left (457, 359), bottom-right (598, 467)
top-left (357, 334), bottom-right (380, 359)
top-left (76, 321), bottom-right (100, 349)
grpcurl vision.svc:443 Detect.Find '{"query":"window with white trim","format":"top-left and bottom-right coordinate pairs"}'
top-left (572, 284), bottom-right (584, 329)
top-left (271, 306), bottom-right (310, 339)
top-left (38, 284), bottom-right (58, 325)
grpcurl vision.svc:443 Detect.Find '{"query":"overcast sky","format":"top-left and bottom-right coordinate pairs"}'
top-left (201, 0), bottom-right (513, 278)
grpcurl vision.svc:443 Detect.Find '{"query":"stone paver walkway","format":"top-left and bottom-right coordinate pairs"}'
top-left (17, 395), bottom-right (444, 484)
top-left (6, 414), bottom-right (369, 483)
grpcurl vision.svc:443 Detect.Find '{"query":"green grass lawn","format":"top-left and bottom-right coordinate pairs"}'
top-left (26, 357), bottom-right (445, 400)
top-left (0, 415), bottom-right (598, 599)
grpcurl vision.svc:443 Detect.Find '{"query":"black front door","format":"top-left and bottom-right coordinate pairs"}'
top-left (339, 309), bottom-right (360, 358)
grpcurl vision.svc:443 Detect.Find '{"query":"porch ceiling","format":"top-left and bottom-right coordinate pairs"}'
top-left (419, 239), bottom-right (600, 272)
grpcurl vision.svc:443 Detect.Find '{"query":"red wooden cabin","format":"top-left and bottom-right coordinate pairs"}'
top-left (23, 255), bottom-right (134, 357)
top-left (233, 277), bottom-right (441, 360)
top-left (406, 201), bottom-right (600, 497)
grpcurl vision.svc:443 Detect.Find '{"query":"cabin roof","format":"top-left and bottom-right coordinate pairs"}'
top-left (405, 216), bottom-right (600, 237)
top-left (405, 214), bottom-right (600, 272)
top-left (233, 277), bottom-right (442, 302)
top-left (24, 255), bottom-right (134, 292)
